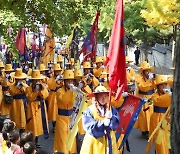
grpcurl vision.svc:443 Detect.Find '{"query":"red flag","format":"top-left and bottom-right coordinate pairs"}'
top-left (80, 11), bottom-right (100, 62)
top-left (116, 95), bottom-right (145, 149)
top-left (16, 28), bottom-right (26, 55)
top-left (105, 0), bottom-right (127, 93)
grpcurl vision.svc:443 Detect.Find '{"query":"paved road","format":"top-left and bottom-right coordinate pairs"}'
top-left (38, 123), bottom-right (155, 154)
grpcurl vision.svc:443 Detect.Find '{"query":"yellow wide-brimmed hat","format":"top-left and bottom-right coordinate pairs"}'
top-left (29, 70), bottom-right (45, 80)
top-left (95, 57), bottom-right (103, 63)
top-left (10, 68), bottom-right (27, 79)
top-left (63, 70), bottom-right (74, 80)
top-left (88, 85), bottom-right (109, 97)
top-left (57, 55), bottom-right (64, 62)
top-left (0, 62), bottom-right (4, 68)
top-left (126, 56), bottom-right (133, 63)
top-left (4, 64), bottom-right (14, 72)
top-left (39, 64), bottom-right (48, 72)
top-left (54, 63), bottom-right (62, 71)
top-left (83, 61), bottom-right (92, 69)
top-left (167, 76), bottom-right (173, 88)
top-left (74, 69), bottom-right (83, 78)
top-left (155, 75), bottom-right (168, 85)
top-left (138, 61), bottom-right (154, 72)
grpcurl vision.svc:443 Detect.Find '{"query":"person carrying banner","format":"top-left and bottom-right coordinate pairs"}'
top-left (135, 61), bottom-right (156, 137)
top-left (47, 63), bottom-right (63, 132)
top-left (80, 85), bottom-right (120, 154)
top-left (25, 70), bottom-right (49, 148)
top-left (0, 64), bottom-right (14, 116)
top-left (82, 61), bottom-right (99, 91)
top-left (9, 68), bottom-right (28, 131)
top-left (56, 55), bottom-right (64, 72)
top-left (146, 75), bottom-right (171, 154)
top-left (53, 70), bottom-right (77, 153)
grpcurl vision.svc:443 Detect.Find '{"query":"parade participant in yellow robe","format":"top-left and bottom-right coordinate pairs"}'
top-left (0, 64), bottom-right (14, 116)
top-left (9, 68), bottom-right (28, 130)
top-left (93, 57), bottom-right (105, 79)
top-left (47, 63), bottom-right (63, 132)
top-left (126, 57), bottom-right (136, 83)
top-left (135, 61), bottom-right (156, 136)
top-left (80, 85), bottom-right (120, 154)
top-left (53, 70), bottom-right (77, 153)
top-left (57, 55), bottom-right (64, 72)
top-left (82, 61), bottom-right (99, 91)
top-left (146, 75), bottom-right (171, 154)
top-left (39, 64), bottom-right (49, 88)
top-left (25, 70), bottom-right (49, 148)
top-left (74, 69), bottom-right (92, 136)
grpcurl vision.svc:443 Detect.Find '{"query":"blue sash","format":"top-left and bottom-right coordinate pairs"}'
top-left (51, 87), bottom-right (60, 92)
top-left (154, 106), bottom-right (168, 113)
top-left (58, 108), bottom-right (73, 116)
top-left (13, 94), bottom-right (27, 110)
top-left (139, 89), bottom-right (154, 95)
top-left (35, 96), bottom-right (49, 139)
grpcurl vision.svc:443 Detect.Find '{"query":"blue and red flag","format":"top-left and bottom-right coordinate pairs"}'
top-left (105, 0), bottom-right (127, 95)
top-left (80, 11), bottom-right (100, 62)
top-left (116, 94), bottom-right (145, 149)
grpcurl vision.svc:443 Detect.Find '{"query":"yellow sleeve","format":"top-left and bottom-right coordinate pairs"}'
top-left (92, 76), bottom-right (99, 88)
top-left (111, 95), bottom-right (124, 108)
top-left (26, 87), bottom-right (38, 102)
top-left (39, 86), bottom-right (49, 99)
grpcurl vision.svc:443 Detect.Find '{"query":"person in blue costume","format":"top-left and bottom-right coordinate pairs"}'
top-left (80, 85), bottom-right (120, 154)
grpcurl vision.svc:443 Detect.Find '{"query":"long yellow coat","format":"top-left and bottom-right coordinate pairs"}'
top-left (146, 92), bottom-right (171, 154)
top-left (0, 79), bottom-right (14, 116)
top-left (80, 103), bottom-right (120, 154)
top-left (47, 77), bottom-right (60, 121)
top-left (135, 74), bottom-right (155, 132)
top-left (9, 83), bottom-right (28, 129)
top-left (25, 85), bottom-right (49, 137)
top-left (126, 68), bottom-right (136, 83)
top-left (53, 86), bottom-right (77, 153)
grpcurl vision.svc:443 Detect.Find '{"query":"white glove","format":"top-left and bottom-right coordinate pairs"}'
top-left (105, 111), bottom-right (112, 119)
top-left (17, 81), bottom-right (23, 89)
top-left (78, 82), bottom-right (84, 89)
top-left (69, 84), bottom-right (77, 92)
top-left (131, 76), bottom-right (135, 81)
top-left (148, 73), bottom-right (154, 80)
top-left (100, 65), bottom-right (105, 69)
top-left (122, 91), bottom-right (128, 97)
top-left (163, 88), bottom-right (170, 93)
top-left (169, 92), bottom-right (172, 97)
top-left (55, 75), bottom-right (63, 81)
top-left (104, 118), bottom-right (111, 126)
top-left (126, 67), bottom-right (131, 71)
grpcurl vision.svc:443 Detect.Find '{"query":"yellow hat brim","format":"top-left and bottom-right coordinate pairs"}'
top-left (138, 67), bottom-right (155, 72)
top-left (10, 72), bottom-right (27, 79)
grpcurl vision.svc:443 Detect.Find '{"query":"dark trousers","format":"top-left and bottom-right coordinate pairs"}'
top-left (135, 56), bottom-right (139, 65)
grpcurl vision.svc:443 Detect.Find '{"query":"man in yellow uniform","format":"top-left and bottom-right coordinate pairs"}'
top-left (47, 63), bottom-right (63, 132)
top-left (53, 70), bottom-right (77, 153)
top-left (25, 70), bottom-right (49, 148)
top-left (146, 75), bottom-right (171, 154)
top-left (9, 68), bottom-right (28, 132)
top-left (93, 56), bottom-right (105, 79)
top-left (1, 64), bottom-right (14, 116)
top-left (135, 61), bottom-right (156, 137)
top-left (82, 61), bottom-right (99, 91)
